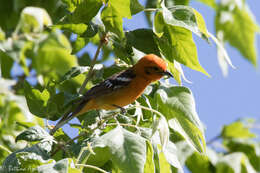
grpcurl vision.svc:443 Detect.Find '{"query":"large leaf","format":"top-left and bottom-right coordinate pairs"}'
top-left (16, 125), bottom-right (52, 142)
top-left (125, 29), bottom-right (160, 56)
top-left (221, 121), bottom-right (256, 139)
top-left (101, 6), bottom-right (124, 38)
top-left (2, 141), bottom-right (53, 172)
top-left (70, 0), bottom-right (103, 24)
top-left (101, 0), bottom-right (131, 38)
top-left (156, 85), bottom-right (205, 152)
top-left (216, 152), bottom-right (256, 173)
top-left (154, 12), bottom-right (209, 76)
top-left (24, 81), bottom-right (65, 121)
top-left (160, 4), bottom-right (209, 39)
top-left (19, 7), bottom-right (52, 33)
top-left (92, 126), bottom-right (146, 173)
top-left (37, 158), bottom-right (81, 173)
top-left (224, 139), bottom-right (260, 172)
top-left (215, 3), bottom-right (259, 66)
top-left (32, 31), bottom-right (78, 81)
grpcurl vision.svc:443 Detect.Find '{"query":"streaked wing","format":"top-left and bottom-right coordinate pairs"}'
top-left (82, 68), bottom-right (136, 100)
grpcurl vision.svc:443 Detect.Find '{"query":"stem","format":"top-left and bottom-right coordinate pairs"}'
top-left (143, 8), bottom-right (157, 12)
top-left (106, 123), bottom-right (139, 129)
top-left (76, 164), bottom-right (108, 173)
top-left (79, 37), bottom-right (105, 94)
top-left (51, 112), bottom-right (118, 157)
top-left (128, 105), bottom-right (164, 118)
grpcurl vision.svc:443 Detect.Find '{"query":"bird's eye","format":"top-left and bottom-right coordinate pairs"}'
top-left (152, 66), bottom-right (159, 71)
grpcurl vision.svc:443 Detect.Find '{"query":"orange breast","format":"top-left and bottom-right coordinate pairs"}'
top-left (94, 76), bottom-right (151, 110)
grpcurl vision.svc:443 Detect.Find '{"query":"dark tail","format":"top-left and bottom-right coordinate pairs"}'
top-left (49, 98), bottom-right (89, 135)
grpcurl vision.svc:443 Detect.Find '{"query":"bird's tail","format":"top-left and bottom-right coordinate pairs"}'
top-left (49, 98), bottom-right (89, 135)
top-left (49, 111), bottom-right (76, 135)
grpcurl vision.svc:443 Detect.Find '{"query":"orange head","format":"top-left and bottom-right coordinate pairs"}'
top-left (133, 54), bottom-right (173, 82)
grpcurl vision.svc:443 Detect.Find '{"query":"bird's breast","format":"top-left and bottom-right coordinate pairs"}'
top-left (97, 76), bottom-right (151, 109)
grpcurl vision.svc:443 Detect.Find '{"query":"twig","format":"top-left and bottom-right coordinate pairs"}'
top-left (143, 8), bottom-right (157, 12)
top-left (79, 35), bottom-right (106, 94)
top-left (76, 164), bottom-right (108, 173)
top-left (51, 112), bottom-right (118, 157)
top-left (206, 134), bottom-right (221, 145)
top-left (106, 123), bottom-right (139, 129)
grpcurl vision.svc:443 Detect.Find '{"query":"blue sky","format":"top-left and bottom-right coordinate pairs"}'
top-left (123, 0), bottom-right (260, 140)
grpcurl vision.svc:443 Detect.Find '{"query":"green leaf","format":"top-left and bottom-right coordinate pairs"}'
top-left (215, 4), bottom-right (259, 66)
top-left (16, 125), bottom-right (52, 142)
top-left (144, 141), bottom-right (155, 173)
top-left (130, 0), bottom-right (144, 15)
top-left (126, 29), bottom-right (161, 56)
top-left (60, 66), bottom-right (90, 83)
top-left (24, 81), bottom-right (65, 120)
top-left (156, 85), bottom-right (206, 152)
top-left (0, 51), bottom-right (13, 78)
top-left (54, 23), bottom-right (88, 35)
top-left (61, 0), bottom-right (79, 12)
top-left (154, 11), bottom-right (209, 76)
top-left (186, 151), bottom-right (212, 173)
top-left (216, 152), bottom-right (256, 173)
top-left (151, 130), bottom-right (183, 172)
top-left (70, 0), bottom-right (103, 24)
top-left (33, 31), bottom-right (78, 81)
top-left (16, 152), bottom-right (55, 170)
top-left (19, 7), bottom-right (52, 33)
top-left (37, 158), bottom-right (81, 173)
top-left (93, 126), bottom-right (147, 173)
top-left (221, 121), bottom-right (256, 139)
top-left (2, 141), bottom-right (53, 172)
top-left (101, 6), bottom-right (124, 38)
top-left (161, 4), bottom-right (209, 39)
top-left (195, 0), bottom-right (216, 9)
top-left (224, 139), bottom-right (260, 172)
top-left (108, 0), bottom-right (131, 19)
top-left (0, 27), bottom-right (5, 41)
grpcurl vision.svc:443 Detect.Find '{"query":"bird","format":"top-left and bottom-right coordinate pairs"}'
top-left (50, 54), bottom-right (173, 135)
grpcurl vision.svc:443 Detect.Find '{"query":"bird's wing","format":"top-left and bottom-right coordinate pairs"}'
top-left (82, 68), bottom-right (136, 100)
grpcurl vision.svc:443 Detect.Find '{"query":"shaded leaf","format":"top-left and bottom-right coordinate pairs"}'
top-left (37, 158), bottom-right (81, 173)
top-left (126, 29), bottom-right (160, 56)
top-left (216, 152), bottom-right (256, 173)
top-left (224, 139), bottom-right (260, 172)
top-left (16, 125), bottom-right (52, 142)
top-left (130, 0), bottom-right (144, 15)
top-left (54, 23), bottom-right (88, 35)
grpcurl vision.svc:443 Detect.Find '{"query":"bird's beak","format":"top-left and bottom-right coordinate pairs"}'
top-left (162, 70), bottom-right (173, 78)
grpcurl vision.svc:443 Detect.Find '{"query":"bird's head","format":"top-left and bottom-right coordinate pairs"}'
top-left (133, 54), bottom-right (173, 82)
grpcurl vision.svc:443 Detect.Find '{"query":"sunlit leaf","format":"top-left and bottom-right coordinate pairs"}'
top-left (70, 0), bottom-right (103, 23)
top-left (92, 126), bottom-right (146, 173)
top-left (215, 4), bottom-right (259, 66)
top-left (221, 121), bottom-right (256, 139)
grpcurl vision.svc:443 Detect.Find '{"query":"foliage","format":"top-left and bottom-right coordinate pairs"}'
top-left (0, 0), bottom-right (259, 173)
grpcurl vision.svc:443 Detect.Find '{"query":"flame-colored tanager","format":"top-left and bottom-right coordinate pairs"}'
top-left (50, 54), bottom-right (173, 134)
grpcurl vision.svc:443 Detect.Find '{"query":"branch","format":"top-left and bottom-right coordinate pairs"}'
top-left (76, 164), bottom-right (108, 173)
top-left (206, 134), bottom-right (221, 145)
top-left (79, 35), bottom-right (107, 94)
top-left (51, 112), bottom-right (118, 157)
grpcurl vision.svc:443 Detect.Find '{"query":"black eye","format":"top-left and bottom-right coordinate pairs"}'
top-left (152, 66), bottom-right (159, 71)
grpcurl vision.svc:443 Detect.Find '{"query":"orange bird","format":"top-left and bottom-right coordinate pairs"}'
top-left (50, 54), bottom-right (173, 135)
